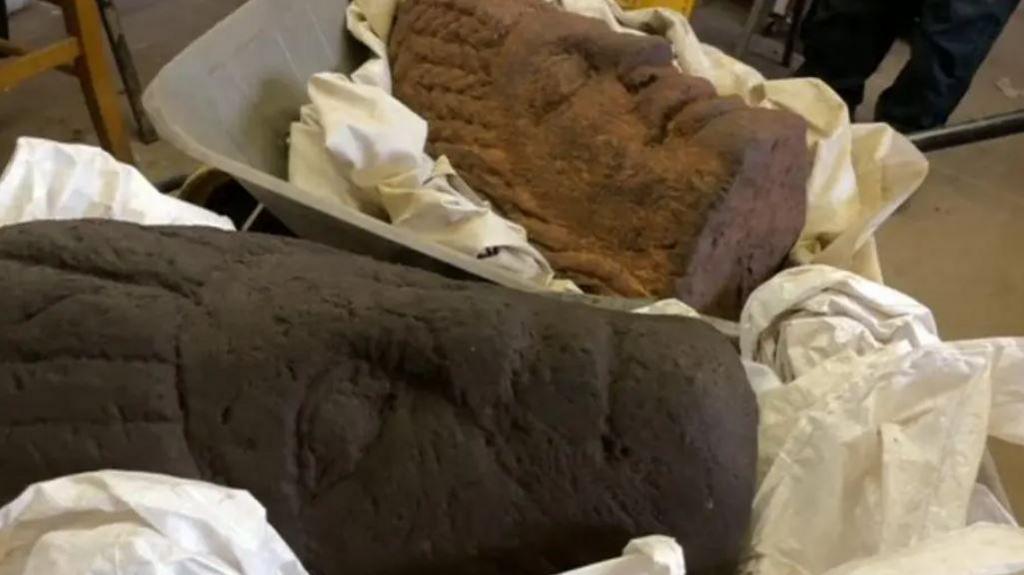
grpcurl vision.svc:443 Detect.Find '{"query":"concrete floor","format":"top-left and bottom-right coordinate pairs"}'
top-left (864, 10), bottom-right (1024, 341)
top-left (2, 0), bottom-right (1023, 516)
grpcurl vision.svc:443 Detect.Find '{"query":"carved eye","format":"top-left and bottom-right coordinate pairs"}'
top-left (620, 66), bottom-right (662, 93)
top-left (523, 52), bottom-right (591, 118)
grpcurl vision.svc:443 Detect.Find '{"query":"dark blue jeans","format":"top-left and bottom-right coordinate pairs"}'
top-left (0, 0), bottom-right (8, 40)
top-left (797, 0), bottom-right (1021, 132)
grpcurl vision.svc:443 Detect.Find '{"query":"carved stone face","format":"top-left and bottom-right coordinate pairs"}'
top-left (391, 0), bottom-right (809, 317)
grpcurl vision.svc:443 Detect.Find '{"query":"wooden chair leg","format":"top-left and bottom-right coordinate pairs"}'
top-left (62, 0), bottom-right (134, 164)
top-left (96, 0), bottom-right (158, 144)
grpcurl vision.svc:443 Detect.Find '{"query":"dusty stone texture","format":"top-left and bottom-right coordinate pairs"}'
top-left (390, 0), bottom-right (811, 318)
top-left (0, 221), bottom-right (756, 575)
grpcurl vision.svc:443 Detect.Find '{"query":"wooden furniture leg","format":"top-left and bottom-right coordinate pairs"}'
top-left (96, 0), bottom-right (158, 144)
top-left (0, 38), bottom-right (79, 90)
top-left (61, 0), bottom-right (134, 163)
top-left (1, 37), bottom-right (77, 74)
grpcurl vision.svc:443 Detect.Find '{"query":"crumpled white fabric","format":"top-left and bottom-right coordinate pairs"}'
top-left (289, 49), bottom-right (551, 283)
top-left (0, 138), bottom-right (234, 230)
top-left (968, 485), bottom-right (1019, 527)
top-left (289, 0), bottom-right (928, 294)
top-left (563, 536), bottom-right (686, 575)
top-left (633, 299), bottom-right (702, 319)
top-left (750, 339), bottom-right (995, 574)
top-left (622, 537), bottom-right (686, 575)
top-left (0, 471), bottom-right (307, 575)
top-left (0, 470), bottom-right (683, 575)
top-left (723, 265), bottom-right (1024, 575)
top-left (291, 74), bottom-right (552, 284)
top-left (740, 265), bottom-right (940, 384)
top-left (819, 523), bottom-right (1024, 575)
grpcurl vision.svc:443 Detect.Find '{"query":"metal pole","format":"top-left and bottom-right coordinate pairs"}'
top-left (909, 109), bottom-right (1024, 153)
top-left (781, 0), bottom-right (807, 68)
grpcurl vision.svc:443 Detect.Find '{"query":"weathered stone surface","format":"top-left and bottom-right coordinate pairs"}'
top-left (0, 221), bottom-right (756, 575)
top-left (390, 0), bottom-right (810, 317)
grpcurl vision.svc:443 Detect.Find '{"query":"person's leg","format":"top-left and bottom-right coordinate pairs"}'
top-left (1, 0), bottom-right (8, 41)
top-left (797, 0), bottom-right (918, 116)
top-left (878, 0), bottom-right (1021, 132)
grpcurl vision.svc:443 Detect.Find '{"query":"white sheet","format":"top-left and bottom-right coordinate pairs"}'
top-left (562, 537), bottom-right (686, 575)
top-left (290, 72), bottom-right (552, 285)
top-left (819, 524), bottom-right (1024, 575)
top-left (731, 266), bottom-right (1024, 575)
top-left (740, 265), bottom-right (940, 383)
top-left (0, 471), bottom-right (306, 575)
top-left (0, 471), bottom-right (685, 575)
top-left (0, 138), bottom-right (234, 230)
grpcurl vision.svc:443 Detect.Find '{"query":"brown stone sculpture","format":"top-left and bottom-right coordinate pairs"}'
top-left (390, 0), bottom-right (811, 318)
top-left (0, 221), bottom-right (756, 575)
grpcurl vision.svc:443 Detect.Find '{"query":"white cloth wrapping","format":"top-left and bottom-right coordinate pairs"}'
top-left (739, 265), bottom-right (941, 384)
top-left (562, 537), bottom-right (686, 575)
top-left (0, 471), bottom-right (307, 575)
top-left (0, 470), bottom-right (684, 575)
top-left (968, 485), bottom-right (1020, 527)
top-left (290, 75), bottom-right (552, 283)
top-left (818, 524), bottom-right (1024, 575)
top-left (288, 0), bottom-right (929, 294)
top-left (0, 138), bottom-right (234, 230)
top-left (722, 266), bottom-right (1024, 575)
